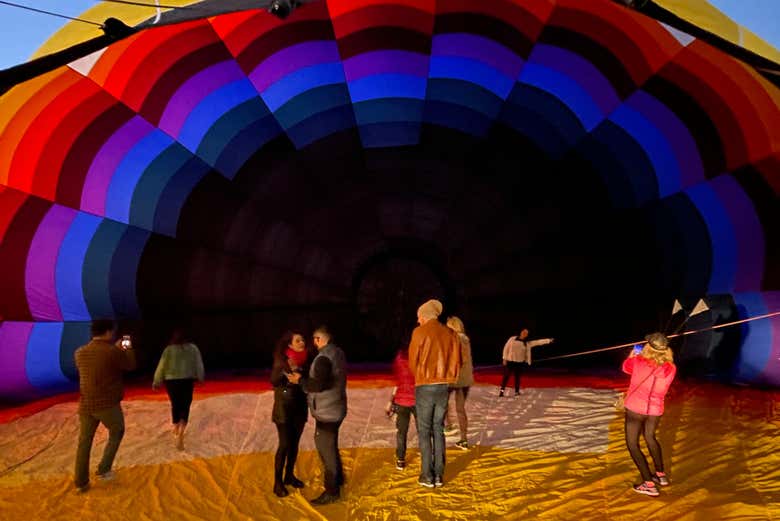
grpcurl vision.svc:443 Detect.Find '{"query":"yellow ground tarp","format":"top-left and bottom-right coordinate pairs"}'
top-left (0, 382), bottom-right (778, 520)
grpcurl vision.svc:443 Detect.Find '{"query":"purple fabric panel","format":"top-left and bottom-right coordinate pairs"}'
top-left (24, 205), bottom-right (78, 321)
top-left (627, 91), bottom-right (705, 190)
top-left (710, 175), bottom-right (765, 292)
top-left (431, 33), bottom-right (524, 79)
top-left (0, 322), bottom-right (35, 397)
top-left (343, 50), bottom-right (429, 82)
top-left (81, 116), bottom-right (154, 216)
top-left (528, 44), bottom-right (620, 116)
top-left (760, 291), bottom-right (780, 384)
top-left (158, 60), bottom-right (245, 138)
top-left (250, 41), bottom-right (341, 92)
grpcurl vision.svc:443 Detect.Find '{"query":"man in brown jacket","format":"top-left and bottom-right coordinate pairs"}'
top-left (73, 319), bottom-right (136, 493)
top-left (408, 299), bottom-right (461, 488)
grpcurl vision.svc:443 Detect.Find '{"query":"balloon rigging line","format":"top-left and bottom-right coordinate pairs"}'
top-left (0, 0), bottom-right (103, 27)
top-left (0, 415), bottom-right (69, 477)
top-left (536, 310), bottom-right (780, 362)
top-left (100, 0), bottom-right (195, 10)
top-left (152, 0), bottom-right (161, 24)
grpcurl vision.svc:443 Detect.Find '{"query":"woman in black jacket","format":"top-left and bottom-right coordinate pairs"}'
top-left (271, 331), bottom-right (310, 497)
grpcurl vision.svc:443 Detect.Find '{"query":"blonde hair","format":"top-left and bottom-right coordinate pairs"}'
top-left (641, 343), bottom-right (674, 365)
top-left (446, 316), bottom-right (465, 334)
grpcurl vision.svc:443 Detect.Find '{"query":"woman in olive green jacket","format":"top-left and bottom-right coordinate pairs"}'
top-left (153, 328), bottom-right (204, 450)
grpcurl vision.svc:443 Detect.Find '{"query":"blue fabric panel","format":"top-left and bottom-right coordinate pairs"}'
top-left (348, 74), bottom-right (427, 103)
top-left (428, 56), bottom-right (514, 99)
top-left (685, 183), bottom-right (738, 293)
top-left (109, 226), bottom-right (151, 319)
top-left (609, 104), bottom-right (682, 198)
top-left (129, 143), bottom-right (195, 235)
top-left (359, 122), bottom-right (422, 148)
top-left (353, 98), bottom-right (424, 125)
top-left (519, 63), bottom-right (605, 131)
top-left (56, 212), bottom-right (102, 321)
top-left (262, 63), bottom-right (347, 112)
top-left (426, 79), bottom-right (504, 119)
top-left (287, 104), bottom-right (357, 149)
top-left (177, 80), bottom-right (260, 153)
top-left (423, 100), bottom-right (494, 138)
top-left (105, 130), bottom-right (173, 224)
top-left (82, 219), bottom-right (126, 318)
top-left (732, 292), bottom-right (771, 383)
top-left (275, 85), bottom-right (353, 130)
top-left (59, 321), bottom-right (90, 381)
top-left (26, 322), bottom-right (72, 392)
top-left (589, 121), bottom-right (659, 208)
top-left (201, 102), bottom-right (283, 176)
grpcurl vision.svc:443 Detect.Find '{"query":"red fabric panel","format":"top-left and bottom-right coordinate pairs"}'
top-left (119, 23), bottom-right (222, 113)
top-left (0, 196), bottom-right (51, 320)
top-left (8, 76), bottom-right (101, 200)
top-left (436, 0), bottom-right (553, 42)
top-left (138, 42), bottom-right (232, 125)
top-left (32, 90), bottom-right (117, 202)
top-left (330, 4), bottom-right (434, 39)
top-left (235, 19), bottom-right (334, 74)
top-left (326, 0), bottom-right (434, 19)
top-left (680, 42), bottom-right (777, 169)
top-left (659, 47), bottom-right (751, 172)
top-left (56, 102), bottom-right (135, 208)
top-left (550, 0), bottom-right (682, 89)
top-left (1, 71), bottom-right (82, 194)
top-left (0, 187), bottom-right (28, 244)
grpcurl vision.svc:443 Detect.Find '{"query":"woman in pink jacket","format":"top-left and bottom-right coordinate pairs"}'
top-left (622, 332), bottom-right (676, 497)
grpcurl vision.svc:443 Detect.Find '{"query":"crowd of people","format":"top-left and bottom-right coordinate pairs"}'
top-left (71, 302), bottom-right (678, 502)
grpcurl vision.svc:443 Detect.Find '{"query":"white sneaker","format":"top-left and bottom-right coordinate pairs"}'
top-left (97, 470), bottom-right (116, 481)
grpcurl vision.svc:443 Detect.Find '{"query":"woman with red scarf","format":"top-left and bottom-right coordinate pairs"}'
top-left (270, 331), bottom-right (311, 497)
top-left (386, 344), bottom-right (417, 470)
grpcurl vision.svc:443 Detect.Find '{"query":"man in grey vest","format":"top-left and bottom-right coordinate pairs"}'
top-left (289, 325), bottom-right (347, 505)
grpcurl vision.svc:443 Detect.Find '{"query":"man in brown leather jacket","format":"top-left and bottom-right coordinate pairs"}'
top-left (408, 299), bottom-right (461, 488)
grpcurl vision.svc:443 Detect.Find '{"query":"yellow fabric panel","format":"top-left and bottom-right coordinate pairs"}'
top-left (30, 1), bottom-right (199, 60)
top-left (653, 0), bottom-right (780, 65)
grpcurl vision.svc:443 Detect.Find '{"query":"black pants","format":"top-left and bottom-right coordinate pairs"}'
top-left (395, 404), bottom-right (417, 460)
top-left (624, 409), bottom-right (664, 482)
top-left (164, 379), bottom-right (194, 423)
top-left (315, 419), bottom-right (344, 495)
top-left (274, 418), bottom-right (306, 484)
top-left (500, 362), bottom-right (526, 392)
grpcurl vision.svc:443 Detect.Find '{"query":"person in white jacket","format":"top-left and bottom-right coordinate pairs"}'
top-left (499, 328), bottom-right (553, 397)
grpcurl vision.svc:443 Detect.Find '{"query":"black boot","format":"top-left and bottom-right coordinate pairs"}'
top-left (273, 482), bottom-right (289, 497)
top-left (311, 490), bottom-right (340, 505)
top-left (284, 475), bottom-right (304, 488)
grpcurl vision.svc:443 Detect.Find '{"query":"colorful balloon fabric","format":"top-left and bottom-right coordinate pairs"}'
top-left (1, 0), bottom-right (779, 399)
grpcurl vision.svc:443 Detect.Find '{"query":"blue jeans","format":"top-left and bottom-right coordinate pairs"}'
top-left (415, 384), bottom-right (448, 481)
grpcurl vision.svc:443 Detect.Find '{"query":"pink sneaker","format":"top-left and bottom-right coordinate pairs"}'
top-left (633, 481), bottom-right (659, 497)
top-left (653, 471), bottom-right (669, 486)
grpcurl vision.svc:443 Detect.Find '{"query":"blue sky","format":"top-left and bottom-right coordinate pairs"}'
top-left (0, 0), bottom-right (778, 70)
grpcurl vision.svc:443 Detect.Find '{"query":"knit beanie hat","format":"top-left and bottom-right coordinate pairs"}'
top-left (417, 299), bottom-right (443, 320)
top-left (645, 332), bottom-right (669, 351)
